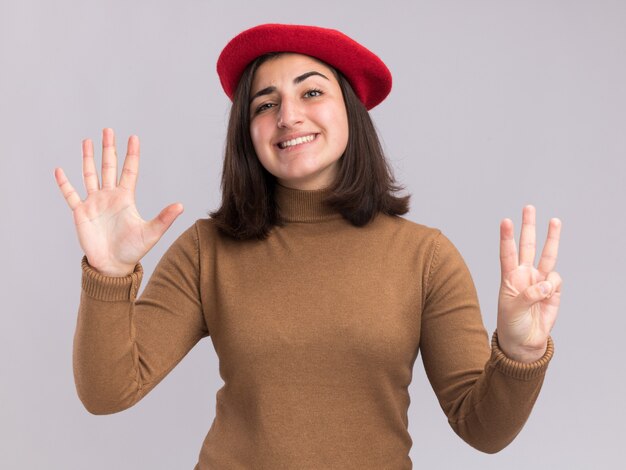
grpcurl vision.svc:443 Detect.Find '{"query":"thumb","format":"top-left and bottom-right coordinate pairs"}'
top-left (146, 203), bottom-right (184, 244)
top-left (518, 281), bottom-right (553, 308)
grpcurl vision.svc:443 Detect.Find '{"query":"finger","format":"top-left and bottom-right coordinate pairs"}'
top-left (518, 205), bottom-right (536, 266)
top-left (500, 218), bottom-right (518, 277)
top-left (82, 138), bottom-right (99, 194)
top-left (54, 167), bottom-right (82, 211)
top-left (518, 280), bottom-right (553, 310)
top-left (544, 271), bottom-right (562, 297)
top-left (537, 218), bottom-right (562, 276)
top-left (145, 203), bottom-right (184, 246)
top-left (119, 135), bottom-right (140, 193)
top-left (101, 128), bottom-right (118, 190)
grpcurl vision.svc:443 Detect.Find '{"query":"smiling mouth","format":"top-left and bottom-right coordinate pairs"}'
top-left (277, 133), bottom-right (319, 150)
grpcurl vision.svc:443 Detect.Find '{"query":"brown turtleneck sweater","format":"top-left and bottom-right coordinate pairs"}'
top-left (74, 183), bottom-right (554, 469)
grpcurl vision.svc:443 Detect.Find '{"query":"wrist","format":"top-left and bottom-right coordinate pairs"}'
top-left (502, 347), bottom-right (547, 363)
top-left (495, 330), bottom-right (548, 363)
top-left (85, 256), bottom-right (136, 277)
top-left (97, 267), bottom-right (136, 277)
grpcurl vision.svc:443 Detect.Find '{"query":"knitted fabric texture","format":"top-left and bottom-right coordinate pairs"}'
top-left (74, 184), bottom-right (553, 468)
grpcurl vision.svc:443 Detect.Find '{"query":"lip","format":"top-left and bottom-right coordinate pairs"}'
top-left (274, 132), bottom-right (320, 148)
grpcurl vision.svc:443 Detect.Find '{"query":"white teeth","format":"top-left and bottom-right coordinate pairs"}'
top-left (279, 134), bottom-right (316, 149)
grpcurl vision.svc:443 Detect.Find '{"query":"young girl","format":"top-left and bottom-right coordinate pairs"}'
top-left (54, 23), bottom-right (563, 469)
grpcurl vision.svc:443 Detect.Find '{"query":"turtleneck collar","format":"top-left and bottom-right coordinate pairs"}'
top-left (275, 183), bottom-right (343, 223)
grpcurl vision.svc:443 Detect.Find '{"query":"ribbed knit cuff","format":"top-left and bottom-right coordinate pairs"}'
top-left (81, 255), bottom-right (144, 301)
top-left (490, 329), bottom-right (554, 380)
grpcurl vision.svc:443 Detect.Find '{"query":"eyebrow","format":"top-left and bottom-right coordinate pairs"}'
top-left (249, 71), bottom-right (330, 104)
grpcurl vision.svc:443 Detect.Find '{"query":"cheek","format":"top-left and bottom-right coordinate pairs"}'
top-left (339, 111), bottom-right (349, 146)
top-left (325, 105), bottom-right (349, 148)
top-left (249, 123), bottom-right (275, 172)
top-left (249, 122), bottom-right (269, 154)
top-left (249, 123), bottom-right (260, 146)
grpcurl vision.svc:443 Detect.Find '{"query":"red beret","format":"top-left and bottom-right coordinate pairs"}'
top-left (216, 23), bottom-right (392, 110)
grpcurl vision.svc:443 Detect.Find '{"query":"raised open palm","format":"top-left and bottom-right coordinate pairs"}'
top-left (496, 205), bottom-right (563, 363)
top-left (54, 128), bottom-right (184, 276)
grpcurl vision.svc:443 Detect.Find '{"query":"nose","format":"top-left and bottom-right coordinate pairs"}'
top-left (277, 96), bottom-right (303, 128)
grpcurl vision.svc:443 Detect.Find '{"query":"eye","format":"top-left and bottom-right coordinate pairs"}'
top-left (304, 88), bottom-right (323, 98)
top-left (254, 102), bottom-right (275, 114)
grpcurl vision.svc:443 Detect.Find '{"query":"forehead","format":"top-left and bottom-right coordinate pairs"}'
top-left (251, 53), bottom-right (336, 87)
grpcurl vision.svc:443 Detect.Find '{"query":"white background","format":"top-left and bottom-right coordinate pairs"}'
top-left (1, 0), bottom-right (624, 468)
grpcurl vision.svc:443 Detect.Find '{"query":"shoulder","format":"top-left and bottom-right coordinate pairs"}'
top-left (192, 217), bottom-right (229, 245)
top-left (194, 217), bottom-right (219, 238)
top-left (373, 213), bottom-right (468, 264)
top-left (192, 217), bottom-right (255, 250)
top-left (372, 212), bottom-right (442, 245)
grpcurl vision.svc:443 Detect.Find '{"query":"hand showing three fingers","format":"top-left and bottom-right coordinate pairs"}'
top-left (496, 206), bottom-right (563, 363)
top-left (54, 128), bottom-right (184, 277)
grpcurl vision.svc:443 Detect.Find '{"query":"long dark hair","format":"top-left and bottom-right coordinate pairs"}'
top-left (208, 52), bottom-right (410, 240)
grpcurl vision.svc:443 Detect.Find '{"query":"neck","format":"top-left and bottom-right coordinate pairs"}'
top-left (275, 182), bottom-right (342, 223)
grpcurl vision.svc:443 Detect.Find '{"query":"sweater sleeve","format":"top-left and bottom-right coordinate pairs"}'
top-left (73, 221), bottom-right (209, 415)
top-left (419, 230), bottom-right (553, 453)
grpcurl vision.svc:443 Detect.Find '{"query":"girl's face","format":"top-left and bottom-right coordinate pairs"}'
top-left (249, 53), bottom-right (349, 190)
